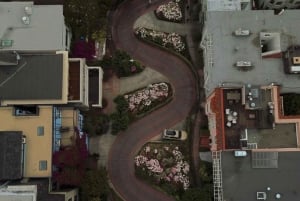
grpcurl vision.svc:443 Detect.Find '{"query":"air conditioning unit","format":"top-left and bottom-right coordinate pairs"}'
top-left (234, 28), bottom-right (250, 36)
top-left (22, 137), bottom-right (26, 144)
top-left (236, 61), bottom-right (252, 67)
top-left (24, 6), bottom-right (33, 15)
top-left (293, 57), bottom-right (300, 64)
top-left (22, 16), bottom-right (30, 25)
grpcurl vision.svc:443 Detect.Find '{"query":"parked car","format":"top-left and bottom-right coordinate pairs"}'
top-left (234, 150), bottom-right (247, 157)
top-left (162, 129), bottom-right (187, 140)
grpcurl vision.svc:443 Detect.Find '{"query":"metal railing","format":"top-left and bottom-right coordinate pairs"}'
top-left (212, 151), bottom-right (223, 201)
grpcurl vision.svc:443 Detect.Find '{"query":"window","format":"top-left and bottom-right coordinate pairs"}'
top-left (37, 126), bottom-right (44, 136)
top-left (39, 160), bottom-right (47, 171)
top-left (14, 106), bottom-right (39, 116)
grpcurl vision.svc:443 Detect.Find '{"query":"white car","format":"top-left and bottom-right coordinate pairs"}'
top-left (162, 129), bottom-right (187, 140)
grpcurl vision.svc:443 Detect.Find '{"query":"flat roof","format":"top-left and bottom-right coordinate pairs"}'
top-left (203, 10), bottom-right (300, 96)
top-left (206, 0), bottom-right (242, 11)
top-left (222, 151), bottom-right (300, 201)
top-left (0, 131), bottom-right (22, 180)
top-left (0, 2), bottom-right (66, 51)
top-left (0, 53), bottom-right (63, 100)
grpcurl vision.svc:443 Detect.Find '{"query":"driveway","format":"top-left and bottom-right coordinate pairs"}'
top-left (108, 0), bottom-right (197, 201)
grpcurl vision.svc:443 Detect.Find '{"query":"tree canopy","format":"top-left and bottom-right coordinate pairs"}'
top-left (63, 0), bottom-right (111, 38)
top-left (283, 94), bottom-right (300, 115)
top-left (181, 186), bottom-right (213, 201)
top-left (80, 167), bottom-right (109, 201)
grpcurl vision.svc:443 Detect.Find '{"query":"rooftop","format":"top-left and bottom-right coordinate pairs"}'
top-left (208, 86), bottom-right (298, 150)
top-left (0, 2), bottom-right (68, 51)
top-left (14, 0), bottom-right (63, 5)
top-left (202, 10), bottom-right (300, 96)
top-left (0, 52), bottom-right (67, 104)
top-left (0, 106), bottom-right (53, 178)
top-left (222, 151), bottom-right (300, 201)
top-left (0, 131), bottom-right (23, 181)
top-left (205, 0), bottom-right (252, 11)
top-left (0, 185), bottom-right (37, 201)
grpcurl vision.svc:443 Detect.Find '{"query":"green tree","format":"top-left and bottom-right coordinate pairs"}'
top-left (112, 50), bottom-right (144, 77)
top-left (64, 0), bottom-right (111, 38)
top-left (114, 95), bottom-right (129, 112)
top-left (181, 186), bottom-right (213, 201)
top-left (199, 161), bottom-right (213, 183)
top-left (283, 94), bottom-right (300, 115)
top-left (110, 95), bottom-right (131, 134)
top-left (83, 113), bottom-right (110, 136)
top-left (80, 167), bottom-right (109, 201)
top-left (110, 111), bottom-right (130, 134)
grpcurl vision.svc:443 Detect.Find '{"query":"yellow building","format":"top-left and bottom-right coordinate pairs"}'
top-left (0, 106), bottom-right (83, 178)
top-left (0, 106), bottom-right (53, 178)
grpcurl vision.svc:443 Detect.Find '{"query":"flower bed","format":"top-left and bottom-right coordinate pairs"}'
top-left (134, 27), bottom-right (190, 60)
top-left (155, 0), bottom-right (185, 23)
top-left (124, 82), bottom-right (172, 116)
top-left (135, 143), bottom-right (190, 192)
top-left (135, 27), bottom-right (185, 52)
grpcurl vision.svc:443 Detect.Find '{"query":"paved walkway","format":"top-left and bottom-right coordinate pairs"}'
top-left (120, 67), bottom-right (169, 94)
top-left (89, 132), bottom-right (116, 167)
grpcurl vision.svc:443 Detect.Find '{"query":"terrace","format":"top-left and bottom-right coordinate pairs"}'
top-left (221, 86), bottom-right (297, 149)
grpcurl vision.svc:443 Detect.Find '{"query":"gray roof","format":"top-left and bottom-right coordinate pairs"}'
top-left (0, 53), bottom-right (63, 100)
top-left (222, 151), bottom-right (300, 201)
top-left (203, 10), bottom-right (300, 96)
top-left (0, 131), bottom-right (23, 181)
top-left (0, 2), bottom-right (67, 51)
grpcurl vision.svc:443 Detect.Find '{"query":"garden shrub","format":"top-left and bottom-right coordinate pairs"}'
top-left (112, 50), bottom-right (144, 77)
top-left (282, 93), bottom-right (300, 115)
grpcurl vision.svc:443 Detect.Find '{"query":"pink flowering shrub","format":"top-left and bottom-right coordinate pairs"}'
top-left (135, 143), bottom-right (190, 190)
top-left (124, 82), bottom-right (172, 115)
top-left (156, 0), bottom-right (183, 22)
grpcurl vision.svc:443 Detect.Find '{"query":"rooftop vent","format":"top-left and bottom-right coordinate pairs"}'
top-left (24, 6), bottom-right (32, 15)
top-left (236, 61), bottom-right (252, 67)
top-left (293, 57), bottom-right (300, 65)
top-left (0, 40), bottom-right (13, 48)
top-left (22, 16), bottom-right (30, 25)
top-left (233, 28), bottom-right (250, 36)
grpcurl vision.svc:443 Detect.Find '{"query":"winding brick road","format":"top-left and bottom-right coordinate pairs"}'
top-left (108, 0), bottom-right (197, 200)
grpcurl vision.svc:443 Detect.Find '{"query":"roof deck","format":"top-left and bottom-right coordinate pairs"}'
top-left (210, 86), bottom-right (298, 150)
